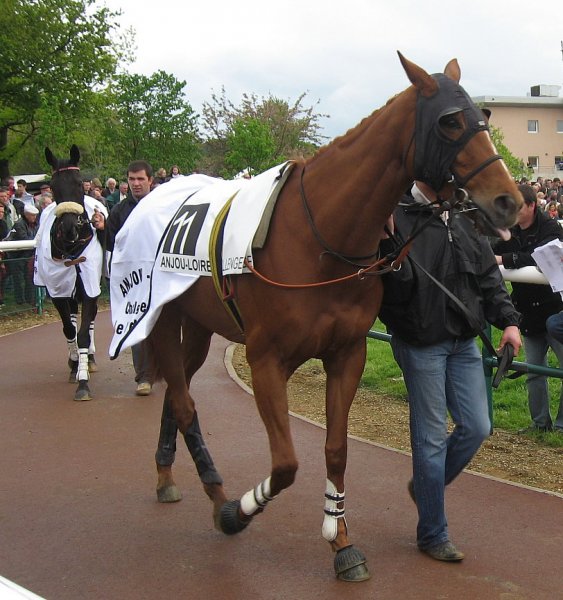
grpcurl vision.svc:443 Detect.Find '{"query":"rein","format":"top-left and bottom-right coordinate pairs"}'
top-left (299, 166), bottom-right (380, 267)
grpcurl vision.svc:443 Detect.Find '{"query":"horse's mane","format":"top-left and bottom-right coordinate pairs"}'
top-left (309, 93), bottom-right (403, 163)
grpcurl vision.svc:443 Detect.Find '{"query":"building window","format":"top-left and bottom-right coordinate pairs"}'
top-left (527, 156), bottom-right (539, 169)
top-left (528, 120), bottom-right (539, 133)
top-left (556, 156), bottom-right (563, 171)
top-left (557, 120), bottom-right (563, 133)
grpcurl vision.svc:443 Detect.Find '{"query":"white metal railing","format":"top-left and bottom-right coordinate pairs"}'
top-left (0, 240), bottom-right (37, 252)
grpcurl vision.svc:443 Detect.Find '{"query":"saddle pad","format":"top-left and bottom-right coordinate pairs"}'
top-left (109, 162), bottom-right (293, 358)
top-left (34, 196), bottom-right (108, 298)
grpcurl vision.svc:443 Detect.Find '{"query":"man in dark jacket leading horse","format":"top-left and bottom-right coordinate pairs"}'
top-left (494, 184), bottom-right (563, 433)
top-left (379, 181), bottom-right (521, 562)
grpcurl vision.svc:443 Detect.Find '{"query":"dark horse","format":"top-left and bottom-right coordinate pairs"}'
top-left (137, 55), bottom-right (523, 580)
top-left (35, 145), bottom-right (107, 401)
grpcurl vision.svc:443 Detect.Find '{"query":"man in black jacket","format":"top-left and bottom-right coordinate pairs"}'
top-left (379, 181), bottom-right (521, 562)
top-left (494, 184), bottom-right (563, 433)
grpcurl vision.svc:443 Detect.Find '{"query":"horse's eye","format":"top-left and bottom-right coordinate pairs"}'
top-left (439, 115), bottom-right (462, 130)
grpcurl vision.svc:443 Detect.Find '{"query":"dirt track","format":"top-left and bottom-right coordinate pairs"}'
top-left (1, 312), bottom-right (562, 600)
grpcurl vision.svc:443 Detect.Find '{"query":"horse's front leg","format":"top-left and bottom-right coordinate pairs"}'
top-left (322, 341), bottom-right (370, 582)
top-left (73, 295), bottom-right (98, 402)
top-left (52, 297), bottom-right (79, 382)
top-left (220, 351), bottom-right (298, 534)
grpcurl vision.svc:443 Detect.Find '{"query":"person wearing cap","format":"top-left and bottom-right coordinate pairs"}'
top-left (7, 203), bottom-right (39, 304)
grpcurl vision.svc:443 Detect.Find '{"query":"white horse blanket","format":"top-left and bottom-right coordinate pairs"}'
top-left (34, 196), bottom-right (108, 298)
top-left (109, 162), bottom-right (293, 358)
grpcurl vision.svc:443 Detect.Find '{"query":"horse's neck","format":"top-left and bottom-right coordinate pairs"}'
top-left (303, 94), bottom-right (415, 254)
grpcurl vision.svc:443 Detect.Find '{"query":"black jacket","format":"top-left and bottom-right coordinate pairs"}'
top-left (493, 208), bottom-right (563, 335)
top-left (379, 195), bottom-right (520, 346)
top-left (104, 193), bottom-right (139, 252)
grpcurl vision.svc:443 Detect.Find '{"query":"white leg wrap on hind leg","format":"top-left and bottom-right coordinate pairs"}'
top-left (240, 476), bottom-right (275, 517)
top-left (322, 479), bottom-right (346, 542)
top-left (78, 349), bottom-right (90, 381)
top-left (67, 337), bottom-right (79, 362)
top-left (88, 323), bottom-right (96, 354)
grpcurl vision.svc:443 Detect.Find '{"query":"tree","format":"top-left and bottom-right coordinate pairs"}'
top-left (490, 125), bottom-right (533, 181)
top-left (109, 70), bottom-right (201, 173)
top-left (0, 0), bottom-right (128, 179)
top-left (200, 88), bottom-right (327, 176)
top-left (224, 118), bottom-right (276, 178)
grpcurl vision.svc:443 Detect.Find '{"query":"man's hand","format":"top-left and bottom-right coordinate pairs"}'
top-left (91, 207), bottom-right (105, 230)
top-left (498, 325), bottom-right (522, 356)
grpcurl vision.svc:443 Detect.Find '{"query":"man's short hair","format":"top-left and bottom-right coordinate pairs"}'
top-left (518, 183), bottom-right (537, 206)
top-left (16, 179), bottom-right (27, 186)
top-left (127, 160), bottom-right (153, 178)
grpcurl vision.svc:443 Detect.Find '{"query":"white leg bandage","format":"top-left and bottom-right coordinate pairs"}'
top-left (88, 322), bottom-right (96, 354)
top-left (322, 479), bottom-right (346, 542)
top-left (240, 476), bottom-right (275, 517)
top-left (67, 337), bottom-right (79, 362)
top-left (78, 349), bottom-right (89, 381)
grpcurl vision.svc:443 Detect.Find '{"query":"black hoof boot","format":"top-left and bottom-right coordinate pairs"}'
top-left (219, 500), bottom-right (251, 535)
top-left (334, 545), bottom-right (370, 582)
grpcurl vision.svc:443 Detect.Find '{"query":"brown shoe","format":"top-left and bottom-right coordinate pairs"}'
top-left (421, 541), bottom-right (464, 562)
top-left (136, 382), bottom-right (152, 396)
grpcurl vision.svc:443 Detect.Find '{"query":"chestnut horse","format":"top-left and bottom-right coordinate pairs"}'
top-left (35, 145), bottom-right (107, 401)
top-left (141, 54), bottom-right (522, 581)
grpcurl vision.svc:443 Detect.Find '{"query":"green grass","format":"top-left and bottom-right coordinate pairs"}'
top-left (362, 320), bottom-right (563, 448)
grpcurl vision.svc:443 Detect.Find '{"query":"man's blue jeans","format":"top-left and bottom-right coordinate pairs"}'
top-left (390, 336), bottom-right (490, 549)
top-left (522, 331), bottom-right (563, 431)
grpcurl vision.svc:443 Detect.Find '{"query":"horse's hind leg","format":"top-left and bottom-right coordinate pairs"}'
top-left (149, 305), bottom-right (227, 525)
top-left (155, 389), bottom-right (182, 503)
top-left (88, 320), bottom-right (98, 372)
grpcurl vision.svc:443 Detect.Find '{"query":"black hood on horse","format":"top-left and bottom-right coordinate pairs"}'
top-left (44, 145), bottom-right (92, 260)
top-left (45, 144), bottom-right (84, 206)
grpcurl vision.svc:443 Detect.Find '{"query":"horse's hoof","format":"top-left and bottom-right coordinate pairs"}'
top-left (334, 546), bottom-right (370, 582)
top-left (74, 388), bottom-right (92, 402)
top-left (157, 485), bottom-right (182, 503)
top-left (88, 355), bottom-right (98, 373)
top-left (219, 500), bottom-right (251, 535)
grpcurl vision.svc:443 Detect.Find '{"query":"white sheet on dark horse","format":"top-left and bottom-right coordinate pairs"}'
top-left (109, 163), bottom-right (292, 358)
top-left (34, 196), bottom-right (108, 298)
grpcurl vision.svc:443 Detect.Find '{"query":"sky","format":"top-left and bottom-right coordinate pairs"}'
top-left (102, 0), bottom-right (563, 141)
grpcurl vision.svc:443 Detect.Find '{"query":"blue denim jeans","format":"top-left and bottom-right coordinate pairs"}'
top-left (522, 332), bottom-right (563, 431)
top-left (546, 312), bottom-right (563, 345)
top-left (390, 335), bottom-right (490, 549)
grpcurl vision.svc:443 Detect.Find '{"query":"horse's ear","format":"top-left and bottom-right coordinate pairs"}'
top-left (397, 51), bottom-right (438, 98)
top-left (70, 145), bottom-right (80, 166)
top-left (443, 58), bottom-right (461, 84)
top-left (45, 147), bottom-right (56, 169)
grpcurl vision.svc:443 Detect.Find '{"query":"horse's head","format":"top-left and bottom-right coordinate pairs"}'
top-left (398, 52), bottom-right (522, 238)
top-left (45, 145), bottom-right (84, 206)
top-left (50, 201), bottom-right (93, 261)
